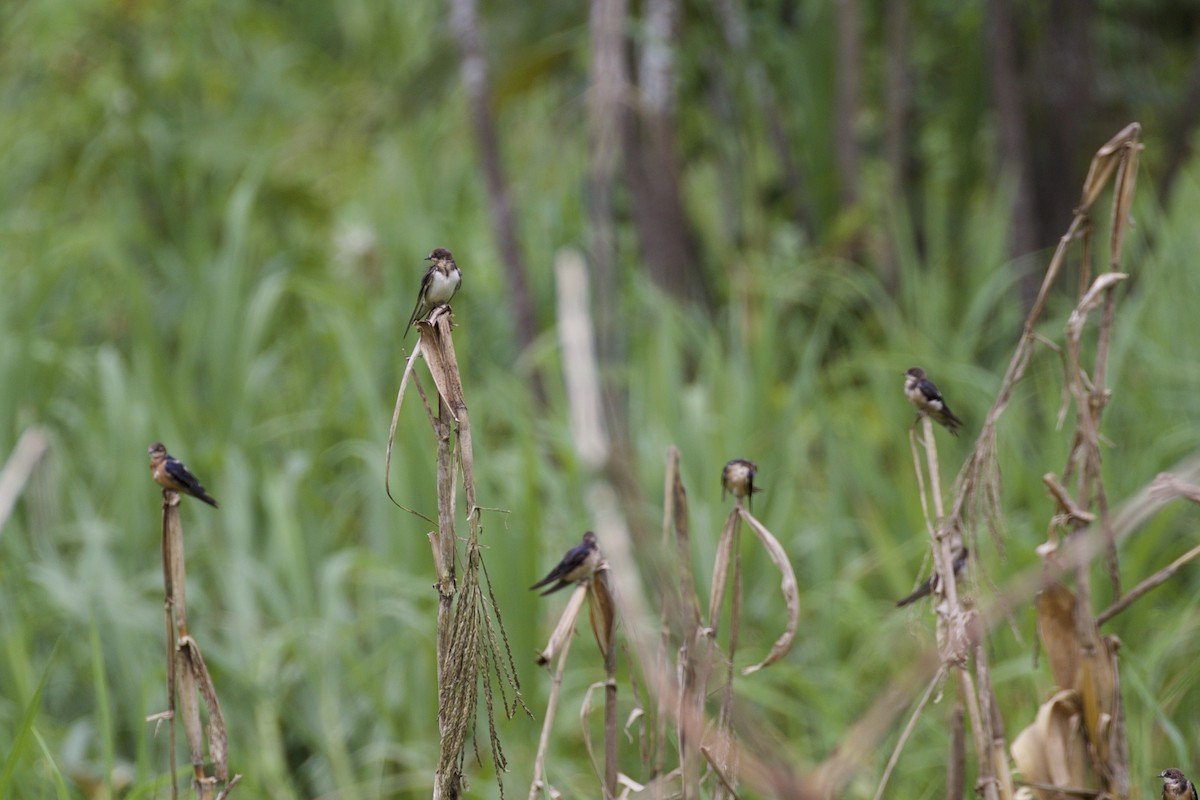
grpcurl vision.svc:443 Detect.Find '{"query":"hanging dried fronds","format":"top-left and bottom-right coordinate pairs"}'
top-left (386, 308), bottom-right (523, 799)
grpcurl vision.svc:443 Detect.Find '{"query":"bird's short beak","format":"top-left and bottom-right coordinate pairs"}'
top-left (1161, 772), bottom-right (1169, 779)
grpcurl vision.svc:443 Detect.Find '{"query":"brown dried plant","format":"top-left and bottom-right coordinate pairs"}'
top-left (148, 489), bottom-right (239, 799)
top-left (386, 308), bottom-right (527, 799)
top-left (860, 123), bottom-right (1166, 800)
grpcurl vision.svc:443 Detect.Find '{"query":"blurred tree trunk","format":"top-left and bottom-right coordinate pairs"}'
top-left (1035, 0), bottom-right (1095, 242)
top-left (623, 0), bottom-right (708, 305)
top-left (985, 0), bottom-right (1039, 291)
top-left (882, 0), bottom-right (912, 293)
top-left (1160, 42), bottom-right (1200, 204)
top-left (588, 0), bottom-right (626, 371)
top-left (833, 0), bottom-right (862, 211)
top-left (446, 0), bottom-right (540, 377)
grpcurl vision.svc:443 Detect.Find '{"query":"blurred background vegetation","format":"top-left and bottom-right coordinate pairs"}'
top-left (2, 0), bottom-right (1200, 797)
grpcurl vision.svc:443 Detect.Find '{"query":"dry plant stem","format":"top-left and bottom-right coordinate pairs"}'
top-left (1015, 781), bottom-right (1106, 798)
top-left (433, 398), bottom-right (459, 705)
top-left (1097, 541), bottom-right (1200, 625)
top-left (604, 625), bottom-right (618, 800)
top-left (714, 523), bottom-right (743, 799)
top-left (398, 312), bottom-right (512, 800)
top-left (944, 124), bottom-right (1142, 544)
top-left (160, 493), bottom-right (234, 798)
top-left (947, 706), bottom-right (965, 800)
top-left (872, 664), bottom-right (948, 800)
top-left (975, 642), bottom-right (1013, 800)
top-left (0, 427), bottom-right (49, 536)
top-left (912, 419), bottom-right (1010, 799)
top-left (163, 494), bottom-right (181, 800)
top-left (527, 619), bottom-right (577, 800)
top-left (820, 128), bottom-right (1147, 796)
top-left (653, 451), bottom-right (679, 786)
top-left (955, 669), bottom-right (999, 800)
top-left (919, 417), bottom-right (959, 614)
top-left (701, 746), bottom-right (743, 800)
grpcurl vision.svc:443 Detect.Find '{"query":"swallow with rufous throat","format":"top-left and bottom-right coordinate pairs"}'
top-left (1161, 769), bottom-right (1200, 800)
top-left (148, 442), bottom-right (219, 508)
top-left (896, 548), bottom-right (969, 607)
top-left (904, 367), bottom-right (964, 435)
top-left (721, 458), bottom-right (761, 506)
top-left (403, 247), bottom-right (462, 340)
top-left (530, 531), bottom-right (601, 596)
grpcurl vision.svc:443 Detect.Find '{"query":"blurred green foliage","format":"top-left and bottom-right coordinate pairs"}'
top-left (2, 0), bottom-right (1200, 797)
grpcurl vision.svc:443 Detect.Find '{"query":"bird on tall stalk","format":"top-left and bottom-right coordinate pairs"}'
top-left (403, 247), bottom-right (462, 340)
top-left (148, 442), bottom-right (219, 508)
top-left (895, 548), bottom-right (969, 608)
top-left (721, 458), bottom-right (761, 507)
top-left (529, 531), bottom-right (601, 596)
top-left (903, 367), bottom-right (964, 435)
top-left (1161, 769), bottom-right (1199, 800)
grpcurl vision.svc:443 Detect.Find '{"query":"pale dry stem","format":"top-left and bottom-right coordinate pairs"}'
top-left (871, 665), bottom-right (948, 800)
top-left (528, 620), bottom-right (577, 800)
top-left (0, 427), bottom-right (49, 537)
top-left (157, 493), bottom-right (236, 797)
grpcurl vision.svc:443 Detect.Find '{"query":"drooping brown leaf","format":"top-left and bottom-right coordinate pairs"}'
top-left (736, 507), bottom-right (799, 676)
top-left (588, 568), bottom-right (617, 660)
top-left (1036, 581), bottom-right (1079, 690)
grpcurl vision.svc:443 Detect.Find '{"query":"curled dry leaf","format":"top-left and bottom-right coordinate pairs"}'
top-left (737, 507), bottom-right (799, 675)
top-left (706, 509), bottom-right (739, 632)
top-left (579, 680), bottom-right (607, 782)
top-left (1010, 689), bottom-right (1090, 798)
top-left (588, 567), bottom-right (617, 660)
top-left (1036, 581), bottom-right (1079, 690)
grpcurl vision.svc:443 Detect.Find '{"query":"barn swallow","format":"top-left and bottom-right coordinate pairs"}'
top-left (402, 248), bottom-right (462, 340)
top-left (148, 442), bottom-right (219, 508)
top-left (1162, 769), bottom-right (1200, 800)
top-left (530, 531), bottom-right (601, 596)
top-left (904, 367), bottom-right (964, 435)
top-left (721, 458), bottom-right (761, 505)
top-left (895, 548), bottom-right (969, 607)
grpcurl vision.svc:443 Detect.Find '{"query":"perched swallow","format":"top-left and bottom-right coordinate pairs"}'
top-left (1162, 769), bottom-right (1200, 800)
top-left (721, 458), bottom-right (761, 505)
top-left (148, 442), bottom-right (219, 508)
top-left (904, 367), bottom-right (964, 435)
top-left (530, 531), bottom-right (601, 596)
top-left (403, 247), bottom-right (462, 340)
top-left (896, 548), bottom-right (969, 607)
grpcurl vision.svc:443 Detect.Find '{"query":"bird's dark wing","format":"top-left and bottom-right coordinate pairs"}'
top-left (529, 542), bottom-right (591, 591)
top-left (165, 457), bottom-right (219, 507)
top-left (538, 580), bottom-right (571, 596)
top-left (164, 458), bottom-right (202, 493)
top-left (402, 266), bottom-right (436, 339)
top-left (895, 578), bottom-right (933, 607)
top-left (917, 378), bottom-right (945, 404)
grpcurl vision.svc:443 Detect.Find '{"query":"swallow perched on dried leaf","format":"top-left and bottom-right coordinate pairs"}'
top-left (403, 247), bottom-right (462, 340)
top-left (530, 531), bottom-right (601, 596)
top-left (896, 548), bottom-right (969, 607)
top-left (1162, 769), bottom-right (1200, 800)
top-left (721, 458), bottom-right (761, 505)
top-left (148, 442), bottom-right (219, 508)
top-left (904, 367), bottom-right (964, 435)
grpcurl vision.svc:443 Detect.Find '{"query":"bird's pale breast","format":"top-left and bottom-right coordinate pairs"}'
top-left (425, 267), bottom-right (460, 305)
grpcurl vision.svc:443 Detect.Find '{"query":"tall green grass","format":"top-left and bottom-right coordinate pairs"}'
top-left (2, 1), bottom-right (1200, 797)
